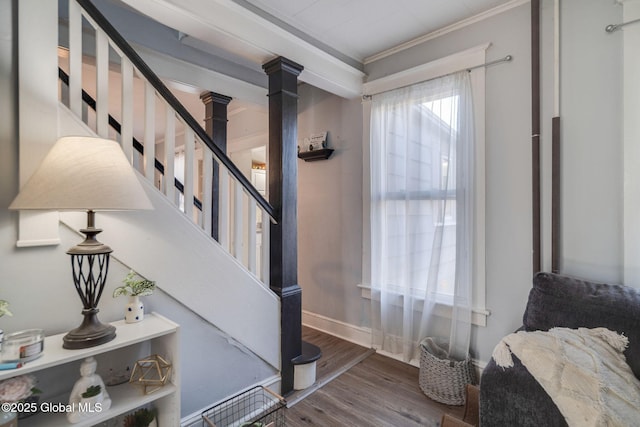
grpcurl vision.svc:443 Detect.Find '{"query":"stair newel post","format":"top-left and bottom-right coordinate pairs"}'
top-left (200, 91), bottom-right (232, 242)
top-left (263, 56), bottom-right (304, 395)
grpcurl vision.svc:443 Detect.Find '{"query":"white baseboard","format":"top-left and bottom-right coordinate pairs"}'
top-left (302, 310), bottom-right (372, 348)
top-left (302, 310), bottom-right (487, 379)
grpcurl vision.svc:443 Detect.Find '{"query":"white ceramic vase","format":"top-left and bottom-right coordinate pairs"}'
top-left (80, 391), bottom-right (104, 408)
top-left (125, 296), bottom-right (144, 323)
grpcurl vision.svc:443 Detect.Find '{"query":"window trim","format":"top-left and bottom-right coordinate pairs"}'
top-left (362, 44), bottom-right (489, 326)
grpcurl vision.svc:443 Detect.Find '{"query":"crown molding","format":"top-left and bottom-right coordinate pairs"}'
top-left (364, 0), bottom-right (529, 64)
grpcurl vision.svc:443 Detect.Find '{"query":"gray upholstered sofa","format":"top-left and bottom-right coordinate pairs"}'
top-left (479, 272), bottom-right (640, 426)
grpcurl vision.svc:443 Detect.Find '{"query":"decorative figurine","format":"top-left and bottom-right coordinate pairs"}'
top-left (67, 357), bottom-right (111, 423)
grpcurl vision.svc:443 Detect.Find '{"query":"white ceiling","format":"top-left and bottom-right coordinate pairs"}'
top-left (241, 0), bottom-right (514, 62)
top-left (118, 0), bottom-right (521, 98)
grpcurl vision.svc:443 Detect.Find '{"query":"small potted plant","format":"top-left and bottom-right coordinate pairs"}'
top-left (123, 407), bottom-right (157, 427)
top-left (0, 300), bottom-right (11, 318)
top-left (78, 384), bottom-right (103, 413)
top-left (0, 300), bottom-right (11, 362)
top-left (113, 271), bottom-right (156, 323)
top-left (81, 385), bottom-right (101, 399)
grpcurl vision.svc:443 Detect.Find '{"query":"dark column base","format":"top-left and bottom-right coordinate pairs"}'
top-left (279, 284), bottom-right (302, 395)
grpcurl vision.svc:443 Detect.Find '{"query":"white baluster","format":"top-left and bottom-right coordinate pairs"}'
top-left (184, 127), bottom-right (195, 219)
top-left (261, 212), bottom-right (270, 287)
top-left (248, 199), bottom-right (257, 274)
top-left (233, 181), bottom-right (243, 261)
top-left (144, 81), bottom-right (155, 182)
top-left (120, 58), bottom-right (134, 163)
top-left (95, 30), bottom-right (109, 138)
top-left (164, 107), bottom-right (176, 203)
top-left (203, 148), bottom-right (213, 235)
top-left (69, 1), bottom-right (82, 118)
top-left (218, 164), bottom-right (230, 251)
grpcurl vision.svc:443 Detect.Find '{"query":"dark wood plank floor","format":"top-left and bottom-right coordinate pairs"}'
top-left (286, 327), bottom-right (464, 427)
top-left (302, 326), bottom-right (374, 383)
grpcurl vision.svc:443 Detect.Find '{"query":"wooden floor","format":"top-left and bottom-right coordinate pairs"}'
top-left (285, 327), bottom-right (464, 427)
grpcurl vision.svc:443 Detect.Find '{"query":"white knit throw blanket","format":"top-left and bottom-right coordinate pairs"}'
top-left (492, 327), bottom-right (640, 426)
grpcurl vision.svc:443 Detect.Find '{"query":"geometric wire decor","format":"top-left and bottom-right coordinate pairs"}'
top-left (129, 354), bottom-right (172, 395)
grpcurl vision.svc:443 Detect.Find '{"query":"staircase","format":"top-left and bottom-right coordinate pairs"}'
top-left (55, 0), bottom-right (281, 363)
top-left (13, 0), bottom-right (307, 417)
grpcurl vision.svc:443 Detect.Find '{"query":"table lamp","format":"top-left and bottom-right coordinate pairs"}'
top-left (9, 136), bottom-right (153, 349)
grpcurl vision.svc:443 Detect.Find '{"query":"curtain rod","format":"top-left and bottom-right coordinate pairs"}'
top-left (362, 54), bottom-right (512, 99)
top-left (606, 18), bottom-right (640, 33)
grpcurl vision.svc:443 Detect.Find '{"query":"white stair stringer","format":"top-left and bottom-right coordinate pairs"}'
top-left (57, 103), bottom-right (281, 372)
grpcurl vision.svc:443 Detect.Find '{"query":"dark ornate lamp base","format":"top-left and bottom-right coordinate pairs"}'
top-left (63, 309), bottom-right (116, 349)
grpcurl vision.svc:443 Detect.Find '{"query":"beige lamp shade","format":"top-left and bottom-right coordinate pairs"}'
top-left (9, 136), bottom-right (153, 211)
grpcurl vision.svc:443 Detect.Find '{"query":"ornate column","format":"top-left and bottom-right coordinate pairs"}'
top-left (200, 91), bottom-right (232, 241)
top-left (262, 56), bottom-right (303, 395)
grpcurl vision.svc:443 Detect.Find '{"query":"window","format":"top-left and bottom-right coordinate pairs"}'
top-left (362, 45), bottom-right (488, 328)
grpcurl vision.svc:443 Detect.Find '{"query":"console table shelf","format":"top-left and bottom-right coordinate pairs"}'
top-left (0, 313), bottom-right (180, 426)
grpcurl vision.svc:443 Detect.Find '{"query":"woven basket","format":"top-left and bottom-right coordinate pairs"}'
top-left (419, 337), bottom-right (476, 406)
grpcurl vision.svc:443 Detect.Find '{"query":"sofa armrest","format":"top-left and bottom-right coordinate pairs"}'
top-left (480, 356), bottom-right (567, 427)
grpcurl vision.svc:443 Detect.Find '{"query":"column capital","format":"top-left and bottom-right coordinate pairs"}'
top-left (199, 91), bottom-right (232, 106)
top-left (262, 56), bottom-right (304, 76)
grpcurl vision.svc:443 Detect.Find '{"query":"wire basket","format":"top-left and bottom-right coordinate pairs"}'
top-left (202, 386), bottom-right (286, 427)
top-left (419, 337), bottom-right (476, 406)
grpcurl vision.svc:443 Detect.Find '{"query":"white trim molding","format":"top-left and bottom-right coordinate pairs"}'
top-left (15, 0), bottom-right (60, 247)
top-left (357, 285), bottom-right (490, 327)
top-left (364, 0), bottom-right (529, 64)
top-left (302, 310), bottom-right (372, 349)
top-left (363, 43), bottom-right (490, 96)
top-left (302, 310), bottom-right (488, 378)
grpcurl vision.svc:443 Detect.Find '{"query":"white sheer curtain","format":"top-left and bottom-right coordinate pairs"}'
top-left (369, 71), bottom-right (474, 362)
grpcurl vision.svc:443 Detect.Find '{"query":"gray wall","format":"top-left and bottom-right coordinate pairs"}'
top-left (146, 291), bottom-right (275, 416)
top-left (0, 0), bottom-right (274, 419)
top-left (3, 0), bottom-right (629, 406)
top-left (299, 0), bottom-right (626, 364)
top-left (558, 0), bottom-right (623, 282)
top-left (297, 84), bottom-right (365, 327)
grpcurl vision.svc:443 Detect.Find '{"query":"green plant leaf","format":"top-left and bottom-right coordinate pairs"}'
top-left (81, 384), bottom-right (101, 398)
top-left (113, 271), bottom-right (156, 297)
top-left (0, 300), bottom-right (12, 317)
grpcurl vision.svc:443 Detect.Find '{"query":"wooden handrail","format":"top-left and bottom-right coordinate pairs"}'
top-left (58, 67), bottom-right (203, 211)
top-left (75, 0), bottom-right (276, 222)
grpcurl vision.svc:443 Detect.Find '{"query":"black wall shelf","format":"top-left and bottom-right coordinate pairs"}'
top-left (298, 148), bottom-right (334, 162)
